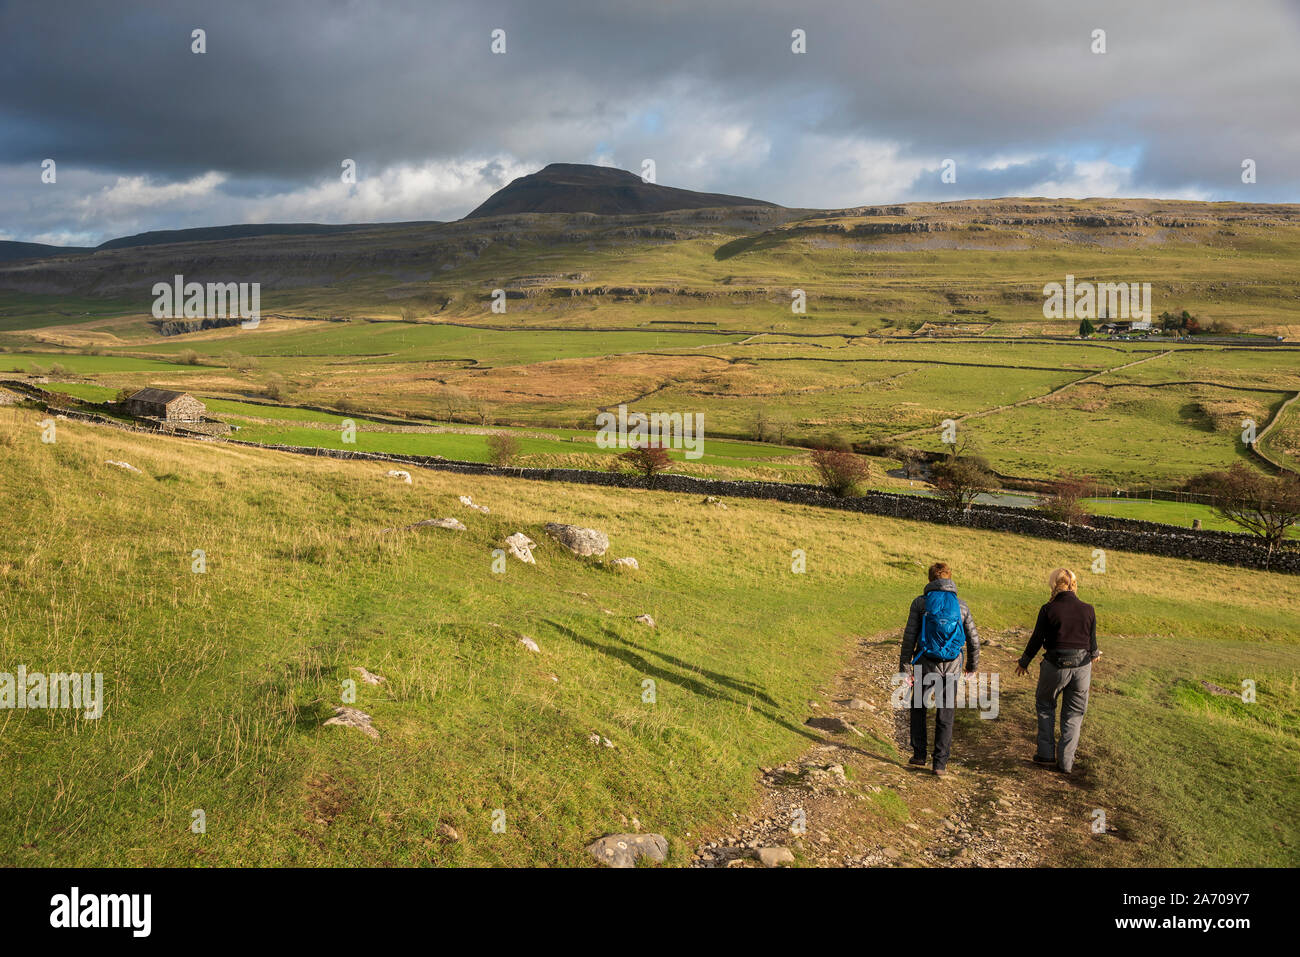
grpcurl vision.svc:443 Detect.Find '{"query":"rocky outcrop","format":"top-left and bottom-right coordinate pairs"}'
top-left (323, 706), bottom-right (378, 739)
top-left (402, 517), bottom-right (465, 531)
top-left (504, 532), bottom-right (536, 563)
top-left (544, 523), bottom-right (609, 557)
top-left (586, 833), bottom-right (669, 868)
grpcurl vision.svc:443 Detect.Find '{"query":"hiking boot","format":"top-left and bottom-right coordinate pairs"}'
top-left (932, 767), bottom-right (947, 778)
top-left (1031, 754), bottom-right (1056, 766)
top-left (908, 754), bottom-right (927, 767)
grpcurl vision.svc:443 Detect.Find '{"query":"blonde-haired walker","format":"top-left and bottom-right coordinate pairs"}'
top-left (1014, 567), bottom-right (1101, 773)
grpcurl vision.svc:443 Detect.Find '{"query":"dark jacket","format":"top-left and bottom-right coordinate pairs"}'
top-left (900, 579), bottom-right (980, 674)
top-left (1018, 591), bottom-right (1098, 668)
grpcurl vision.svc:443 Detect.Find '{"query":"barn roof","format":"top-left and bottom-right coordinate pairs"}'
top-left (129, 388), bottom-right (191, 405)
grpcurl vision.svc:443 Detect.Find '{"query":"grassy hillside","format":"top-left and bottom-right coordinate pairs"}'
top-left (4, 198), bottom-right (1298, 337)
top-left (2, 197), bottom-right (1297, 487)
top-left (1, 407), bottom-right (1296, 866)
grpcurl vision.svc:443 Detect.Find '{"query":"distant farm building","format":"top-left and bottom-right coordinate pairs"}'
top-left (1099, 320), bottom-right (1153, 335)
top-left (124, 388), bottom-right (207, 422)
top-left (120, 387), bottom-right (230, 435)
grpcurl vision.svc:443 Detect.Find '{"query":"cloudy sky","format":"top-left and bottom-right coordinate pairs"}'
top-left (3, 0), bottom-right (1298, 245)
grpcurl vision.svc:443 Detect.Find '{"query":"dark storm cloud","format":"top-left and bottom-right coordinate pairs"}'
top-left (2, 0), bottom-right (1297, 242)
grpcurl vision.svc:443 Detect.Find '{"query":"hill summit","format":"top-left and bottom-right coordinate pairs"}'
top-left (464, 162), bottom-right (779, 219)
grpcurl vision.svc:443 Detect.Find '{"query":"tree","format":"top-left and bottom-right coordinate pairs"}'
top-left (485, 432), bottom-right (520, 466)
top-left (1039, 471), bottom-right (1095, 525)
top-left (609, 442), bottom-right (672, 484)
top-left (435, 386), bottom-right (468, 422)
top-left (1078, 318), bottom-right (1095, 338)
top-left (768, 411), bottom-right (796, 445)
top-left (262, 374), bottom-right (293, 401)
top-left (810, 446), bottom-right (871, 496)
top-left (885, 442), bottom-right (926, 479)
top-left (1190, 464), bottom-right (1300, 563)
top-left (929, 444), bottom-right (996, 510)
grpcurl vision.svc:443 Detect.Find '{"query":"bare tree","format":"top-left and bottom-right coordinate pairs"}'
top-left (930, 438), bottom-right (996, 510)
top-left (1039, 471), bottom-right (1096, 525)
top-left (769, 411), bottom-right (796, 445)
top-left (1191, 464), bottom-right (1300, 563)
top-left (435, 386), bottom-right (469, 422)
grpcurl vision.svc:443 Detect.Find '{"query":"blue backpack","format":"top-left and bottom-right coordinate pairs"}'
top-left (912, 589), bottom-right (967, 663)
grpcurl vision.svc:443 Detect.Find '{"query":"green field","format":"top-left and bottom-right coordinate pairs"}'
top-left (1, 351), bottom-right (200, 375)
top-left (137, 321), bottom-right (745, 364)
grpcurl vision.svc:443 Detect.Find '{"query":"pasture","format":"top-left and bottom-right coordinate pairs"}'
top-left (1, 406), bottom-right (1296, 866)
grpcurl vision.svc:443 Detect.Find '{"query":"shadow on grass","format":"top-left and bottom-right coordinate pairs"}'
top-left (546, 620), bottom-right (905, 768)
top-left (713, 232), bottom-right (794, 262)
top-left (545, 618), bottom-right (825, 744)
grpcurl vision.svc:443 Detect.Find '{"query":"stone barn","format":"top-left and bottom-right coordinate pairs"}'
top-left (124, 388), bottom-right (207, 423)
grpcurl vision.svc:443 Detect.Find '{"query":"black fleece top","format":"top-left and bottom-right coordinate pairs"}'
top-left (1018, 591), bottom-right (1098, 668)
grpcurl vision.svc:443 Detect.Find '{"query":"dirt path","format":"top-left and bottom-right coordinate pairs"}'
top-left (692, 629), bottom-right (1107, 867)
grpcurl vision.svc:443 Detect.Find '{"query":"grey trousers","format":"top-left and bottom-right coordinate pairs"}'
top-left (1035, 658), bottom-right (1092, 772)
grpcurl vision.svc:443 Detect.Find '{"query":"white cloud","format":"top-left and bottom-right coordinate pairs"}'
top-left (76, 171), bottom-right (227, 218)
top-left (243, 156), bottom-right (536, 223)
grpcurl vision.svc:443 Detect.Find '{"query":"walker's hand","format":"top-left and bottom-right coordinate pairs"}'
top-left (1014, 664), bottom-right (1028, 677)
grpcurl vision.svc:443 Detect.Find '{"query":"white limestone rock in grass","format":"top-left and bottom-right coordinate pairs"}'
top-left (408, 517), bottom-right (466, 531)
top-left (586, 833), bottom-right (668, 868)
top-left (386, 469), bottom-right (412, 484)
top-left (323, 706), bottom-right (378, 739)
top-left (837, 697), bottom-right (875, 711)
top-left (504, 532), bottom-right (536, 564)
top-left (104, 460), bottom-right (141, 474)
top-left (756, 847), bottom-right (795, 868)
top-left (544, 522), bottom-right (609, 557)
